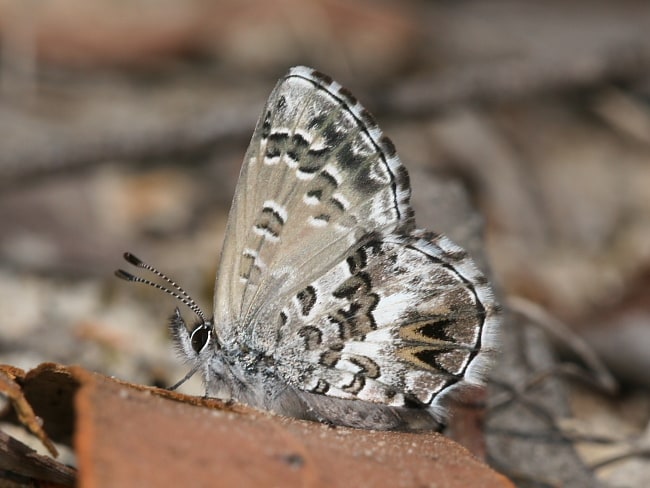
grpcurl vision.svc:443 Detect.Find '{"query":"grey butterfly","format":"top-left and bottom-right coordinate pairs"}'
top-left (117, 66), bottom-right (500, 430)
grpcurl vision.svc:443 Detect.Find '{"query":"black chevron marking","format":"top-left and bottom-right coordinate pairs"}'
top-left (254, 222), bottom-right (279, 238)
top-left (412, 348), bottom-right (466, 377)
top-left (262, 205), bottom-right (285, 226)
top-left (341, 374), bottom-right (365, 394)
top-left (329, 197), bottom-right (345, 212)
top-left (254, 204), bottom-right (286, 240)
top-left (348, 355), bottom-right (380, 379)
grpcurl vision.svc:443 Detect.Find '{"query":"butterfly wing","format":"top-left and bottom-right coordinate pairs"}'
top-left (214, 67), bottom-right (413, 345)
top-left (213, 66), bottom-right (500, 424)
top-left (273, 230), bottom-right (500, 421)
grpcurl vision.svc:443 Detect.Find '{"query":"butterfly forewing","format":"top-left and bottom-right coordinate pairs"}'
top-left (214, 67), bottom-right (413, 345)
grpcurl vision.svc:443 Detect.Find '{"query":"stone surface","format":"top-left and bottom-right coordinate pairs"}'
top-left (1, 363), bottom-right (513, 487)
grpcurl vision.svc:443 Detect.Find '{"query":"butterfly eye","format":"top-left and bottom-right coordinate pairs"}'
top-left (190, 326), bottom-right (211, 353)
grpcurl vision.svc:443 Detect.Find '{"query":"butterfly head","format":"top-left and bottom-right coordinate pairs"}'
top-left (168, 306), bottom-right (217, 357)
top-left (115, 252), bottom-right (218, 388)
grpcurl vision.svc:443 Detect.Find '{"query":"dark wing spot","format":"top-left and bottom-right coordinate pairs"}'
top-left (297, 155), bottom-right (325, 174)
top-left (255, 204), bottom-right (285, 239)
top-left (276, 95), bottom-right (287, 111)
top-left (268, 131), bottom-right (289, 144)
top-left (306, 189), bottom-right (322, 201)
top-left (380, 135), bottom-right (397, 157)
top-left (337, 86), bottom-right (358, 106)
top-left (323, 123), bottom-right (346, 147)
top-left (311, 379), bottom-right (330, 394)
top-left (402, 319), bottom-right (456, 344)
top-left (342, 374), bottom-right (365, 394)
top-left (319, 170), bottom-right (339, 188)
top-left (265, 131), bottom-right (290, 159)
top-left (329, 197), bottom-right (345, 212)
top-left (320, 349), bottom-right (341, 367)
top-left (254, 222), bottom-right (279, 238)
top-left (296, 286), bottom-right (317, 316)
top-left (345, 247), bottom-right (367, 274)
top-left (287, 132), bottom-right (311, 162)
top-left (262, 205), bottom-right (286, 225)
top-left (348, 355), bottom-right (380, 379)
top-left (307, 113), bottom-right (328, 130)
top-left (313, 214), bottom-right (330, 223)
top-left (359, 108), bottom-right (377, 129)
top-left (298, 326), bottom-right (322, 350)
top-left (261, 111), bottom-right (272, 138)
top-left (338, 141), bottom-right (365, 169)
top-left (332, 273), bottom-right (372, 300)
top-left (311, 70), bottom-right (333, 85)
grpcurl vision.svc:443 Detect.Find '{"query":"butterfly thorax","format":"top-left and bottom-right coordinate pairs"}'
top-left (169, 309), bottom-right (292, 410)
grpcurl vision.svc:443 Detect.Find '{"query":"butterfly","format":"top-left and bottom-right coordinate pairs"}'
top-left (117, 66), bottom-right (500, 430)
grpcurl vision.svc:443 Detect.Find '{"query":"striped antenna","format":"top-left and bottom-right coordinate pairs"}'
top-left (115, 252), bottom-right (207, 322)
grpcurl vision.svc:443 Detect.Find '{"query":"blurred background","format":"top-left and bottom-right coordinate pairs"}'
top-left (1, 1), bottom-right (649, 486)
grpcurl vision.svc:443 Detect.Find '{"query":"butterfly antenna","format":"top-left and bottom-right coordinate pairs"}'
top-left (115, 252), bottom-right (207, 322)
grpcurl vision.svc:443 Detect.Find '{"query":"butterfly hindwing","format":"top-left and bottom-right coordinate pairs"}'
top-left (274, 230), bottom-right (499, 418)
